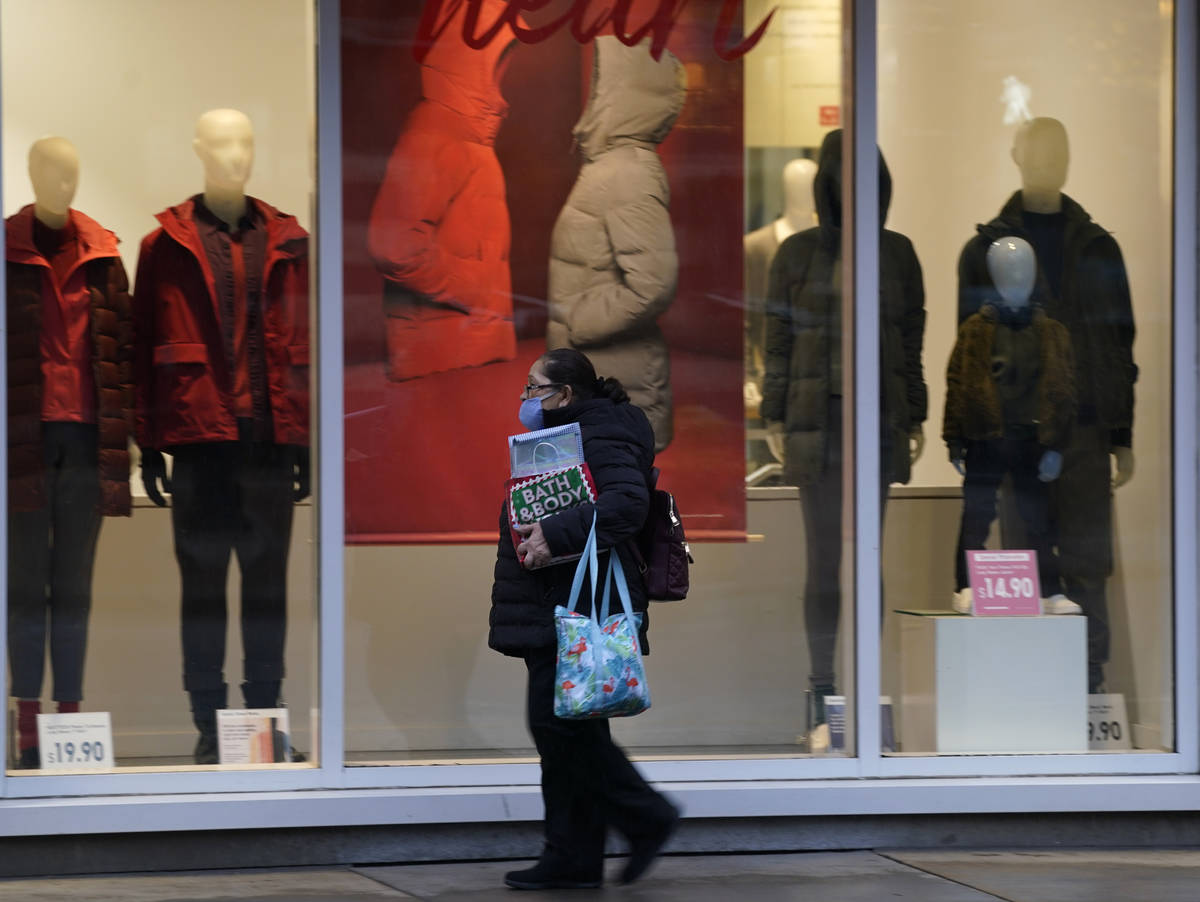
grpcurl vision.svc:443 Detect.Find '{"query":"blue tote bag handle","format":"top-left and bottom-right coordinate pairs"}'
top-left (565, 511), bottom-right (601, 619)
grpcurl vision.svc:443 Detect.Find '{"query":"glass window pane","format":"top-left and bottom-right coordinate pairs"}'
top-left (342, 0), bottom-right (855, 764)
top-left (878, 0), bottom-right (1174, 756)
top-left (2, 0), bottom-right (319, 772)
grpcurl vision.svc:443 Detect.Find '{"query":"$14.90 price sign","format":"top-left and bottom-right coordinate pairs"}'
top-left (36, 712), bottom-right (115, 770)
top-left (965, 550), bottom-right (1041, 616)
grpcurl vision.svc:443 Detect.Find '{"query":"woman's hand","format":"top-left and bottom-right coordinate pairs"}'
top-left (516, 522), bottom-right (553, 569)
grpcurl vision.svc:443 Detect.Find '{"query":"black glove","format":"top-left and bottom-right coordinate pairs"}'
top-left (292, 445), bottom-right (311, 503)
top-left (141, 448), bottom-right (171, 507)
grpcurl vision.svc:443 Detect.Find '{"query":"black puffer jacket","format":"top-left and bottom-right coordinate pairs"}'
top-left (760, 129), bottom-right (927, 486)
top-left (489, 397), bottom-right (654, 657)
top-left (957, 192), bottom-right (1135, 448)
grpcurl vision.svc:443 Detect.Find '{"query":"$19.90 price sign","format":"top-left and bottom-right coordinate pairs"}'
top-left (965, 550), bottom-right (1041, 616)
top-left (36, 712), bottom-right (115, 770)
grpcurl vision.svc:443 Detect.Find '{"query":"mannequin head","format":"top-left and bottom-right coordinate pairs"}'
top-left (194, 108), bottom-right (254, 193)
top-left (1012, 117), bottom-right (1069, 213)
top-left (986, 236), bottom-right (1036, 309)
top-left (28, 137), bottom-right (79, 229)
top-left (780, 158), bottom-right (817, 232)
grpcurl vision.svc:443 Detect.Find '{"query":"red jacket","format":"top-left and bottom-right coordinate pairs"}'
top-left (5, 206), bottom-right (133, 515)
top-left (133, 196), bottom-right (309, 450)
top-left (366, 0), bottom-right (519, 380)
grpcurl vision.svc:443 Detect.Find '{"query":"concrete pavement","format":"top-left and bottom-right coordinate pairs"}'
top-left (1, 849), bottom-right (1198, 901)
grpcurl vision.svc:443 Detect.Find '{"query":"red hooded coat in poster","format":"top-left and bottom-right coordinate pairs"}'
top-left (343, 0), bottom-right (746, 542)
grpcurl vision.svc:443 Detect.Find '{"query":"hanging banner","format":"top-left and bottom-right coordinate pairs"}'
top-left (343, 0), bottom-right (749, 542)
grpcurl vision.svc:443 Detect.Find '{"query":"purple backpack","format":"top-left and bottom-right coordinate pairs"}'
top-left (633, 468), bottom-right (692, 601)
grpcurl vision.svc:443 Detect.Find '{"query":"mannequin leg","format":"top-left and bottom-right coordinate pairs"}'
top-left (1053, 427), bottom-right (1113, 691)
top-left (954, 440), bottom-right (1004, 590)
top-left (799, 401), bottom-right (843, 713)
top-left (8, 505), bottom-right (50, 704)
top-left (44, 424), bottom-right (101, 705)
top-left (1006, 437), bottom-right (1061, 596)
top-left (234, 442), bottom-right (294, 710)
top-left (171, 444), bottom-right (238, 761)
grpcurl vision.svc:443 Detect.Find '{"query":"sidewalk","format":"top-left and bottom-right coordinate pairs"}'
top-left (1, 849), bottom-right (1198, 901)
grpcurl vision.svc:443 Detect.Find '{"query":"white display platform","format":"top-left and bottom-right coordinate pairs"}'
top-left (897, 612), bottom-right (1087, 754)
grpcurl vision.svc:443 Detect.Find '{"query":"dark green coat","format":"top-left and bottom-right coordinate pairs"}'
top-left (760, 130), bottom-right (927, 486)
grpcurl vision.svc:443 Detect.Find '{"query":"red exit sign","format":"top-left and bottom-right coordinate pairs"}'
top-left (819, 105), bottom-right (840, 126)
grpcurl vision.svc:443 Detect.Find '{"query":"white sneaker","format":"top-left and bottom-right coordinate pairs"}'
top-left (951, 588), bottom-right (973, 614)
top-left (1042, 593), bottom-right (1082, 615)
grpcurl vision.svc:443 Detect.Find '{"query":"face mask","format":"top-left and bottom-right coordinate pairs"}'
top-left (519, 396), bottom-right (545, 431)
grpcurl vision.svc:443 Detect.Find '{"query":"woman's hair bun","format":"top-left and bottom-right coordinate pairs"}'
top-left (594, 375), bottom-right (630, 404)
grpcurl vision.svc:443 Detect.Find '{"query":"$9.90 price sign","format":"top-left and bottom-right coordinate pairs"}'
top-left (965, 550), bottom-right (1041, 616)
top-left (36, 712), bottom-right (115, 770)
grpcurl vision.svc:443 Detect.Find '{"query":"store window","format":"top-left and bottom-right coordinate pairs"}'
top-left (2, 0), bottom-right (319, 772)
top-left (342, 0), bottom-right (858, 763)
top-left (877, 0), bottom-right (1175, 756)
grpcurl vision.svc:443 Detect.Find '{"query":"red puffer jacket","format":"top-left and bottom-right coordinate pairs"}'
top-left (6, 206), bottom-right (133, 514)
top-left (366, 0), bottom-right (520, 381)
top-left (132, 196), bottom-right (309, 450)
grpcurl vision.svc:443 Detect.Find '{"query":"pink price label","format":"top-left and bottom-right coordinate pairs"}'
top-left (965, 550), bottom-right (1041, 615)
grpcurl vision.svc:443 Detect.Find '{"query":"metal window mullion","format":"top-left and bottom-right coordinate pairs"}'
top-left (316, 0), bottom-right (347, 786)
top-left (849, 0), bottom-right (882, 776)
top-left (1173, 0), bottom-right (1199, 772)
top-left (0, 43), bottom-right (7, 799)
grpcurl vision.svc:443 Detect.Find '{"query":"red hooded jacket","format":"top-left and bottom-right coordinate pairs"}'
top-left (6, 206), bottom-right (133, 514)
top-left (132, 196), bottom-right (310, 450)
top-left (366, 0), bottom-right (520, 381)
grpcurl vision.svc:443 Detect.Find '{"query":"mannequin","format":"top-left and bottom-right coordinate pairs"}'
top-left (744, 158), bottom-right (817, 466)
top-left (133, 109), bottom-right (311, 764)
top-left (956, 117), bottom-right (1136, 691)
top-left (760, 129), bottom-right (927, 738)
top-left (944, 237), bottom-right (1079, 615)
top-left (6, 137), bottom-right (133, 768)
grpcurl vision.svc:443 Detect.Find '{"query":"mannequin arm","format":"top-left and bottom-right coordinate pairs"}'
top-left (900, 240), bottom-right (929, 428)
top-left (565, 194), bottom-right (678, 346)
top-left (765, 419), bottom-right (785, 462)
top-left (1112, 446), bottom-right (1135, 489)
top-left (140, 448), bottom-right (171, 507)
top-left (759, 249), bottom-right (795, 423)
top-left (909, 426), bottom-right (925, 465)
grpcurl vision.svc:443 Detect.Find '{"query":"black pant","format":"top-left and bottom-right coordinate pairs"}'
top-left (956, 437), bottom-right (1061, 596)
top-left (8, 423), bottom-right (102, 702)
top-left (799, 401), bottom-right (891, 690)
top-left (170, 439), bottom-right (295, 701)
top-left (523, 646), bottom-right (675, 877)
top-left (1001, 425), bottom-right (1111, 689)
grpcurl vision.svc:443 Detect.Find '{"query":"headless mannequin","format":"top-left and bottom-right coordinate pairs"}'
top-left (948, 237), bottom-right (1078, 615)
top-left (1011, 118), bottom-right (1133, 486)
top-left (745, 159), bottom-right (817, 463)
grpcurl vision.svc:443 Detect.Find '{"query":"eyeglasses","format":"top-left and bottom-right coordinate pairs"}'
top-left (522, 382), bottom-right (562, 399)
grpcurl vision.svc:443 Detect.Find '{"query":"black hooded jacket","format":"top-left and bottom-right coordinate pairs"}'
top-left (957, 192), bottom-right (1135, 447)
top-left (759, 129), bottom-right (928, 485)
top-left (489, 397), bottom-right (654, 657)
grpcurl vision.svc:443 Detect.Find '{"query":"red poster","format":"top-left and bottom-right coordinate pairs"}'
top-left (342, 0), bottom-right (748, 542)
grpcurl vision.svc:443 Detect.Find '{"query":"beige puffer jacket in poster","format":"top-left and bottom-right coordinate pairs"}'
top-left (546, 36), bottom-right (686, 452)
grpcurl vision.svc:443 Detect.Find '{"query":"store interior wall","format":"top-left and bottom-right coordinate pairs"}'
top-left (1, 0), bottom-right (318, 762)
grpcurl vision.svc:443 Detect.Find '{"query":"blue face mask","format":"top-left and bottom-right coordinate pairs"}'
top-left (519, 396), bottom-right (546, 431)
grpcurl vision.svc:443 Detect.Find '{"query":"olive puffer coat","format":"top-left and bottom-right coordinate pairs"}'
top-left (546, 36), bottom-right (686, 452)
top-left (367, 0), bottom-right (519, 381)
top-left (489, 398), bottom-right (655, 657)
top-left (5, 205), bottom-right (133, 515)
top-left (943, 304), bottom-right (1076, 452)
top-left (760, 129), bottom-right (927, 486)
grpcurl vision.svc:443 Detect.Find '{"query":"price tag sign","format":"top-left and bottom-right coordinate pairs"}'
top-left (1088, 693), bottom-right (1132, 751)
top-left (36, 712), bottom-right (115, 770)
top-left (217, 708), bottom-right (293, 764)
top-left (966, 550), bottom-right (1041, 615)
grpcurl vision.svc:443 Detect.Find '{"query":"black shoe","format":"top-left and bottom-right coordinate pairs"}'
top-left (503, 860), bottom-right (601, 890)
top-left (16, 747), bottom-right (40, 769)
top-left (620, 804), bottom-right (680, 885)
top-left (288, 747), bottom-right (307, 763)
top-left (193, 733), bottom-right (218, 765)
